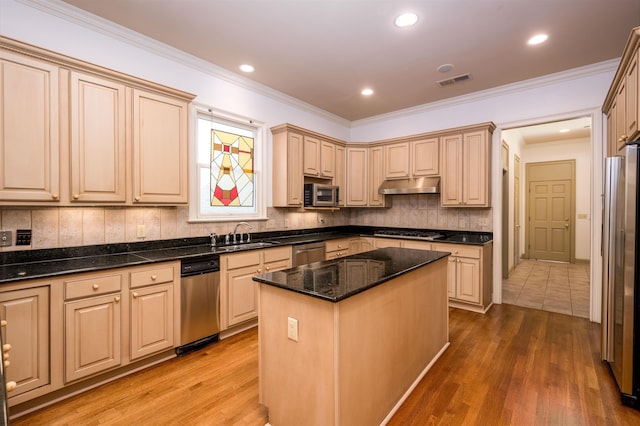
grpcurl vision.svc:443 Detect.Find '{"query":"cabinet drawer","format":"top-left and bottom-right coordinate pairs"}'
top-left (326, 249), bottom-right (350, 260)
top-left (130, 266), bottom-right (175, 288)
top-left (64, 274), bottom-right (123, 300)
top-left (263, 259), bottom-right (290, 273)
top-left (263, 246), bottom-right (292, 264)
top-left (224, 251), bottom-right (261, 270)
top-left (325, 239), bottom-right (349, 252)
top-left (434, 244), bottom-right (481, 259)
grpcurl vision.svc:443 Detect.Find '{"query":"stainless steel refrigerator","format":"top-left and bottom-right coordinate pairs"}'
top-left (602, 142), bottom-right (640, 407)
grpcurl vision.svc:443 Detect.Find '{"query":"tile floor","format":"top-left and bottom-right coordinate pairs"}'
top-left (502, 259), bottom-right (591, 318)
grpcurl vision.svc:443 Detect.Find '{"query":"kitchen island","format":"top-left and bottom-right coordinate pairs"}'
top-left (253, 247), bottom-right (450, 426)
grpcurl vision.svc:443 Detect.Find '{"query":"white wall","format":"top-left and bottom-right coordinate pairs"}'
top-left (500, 132), bottom-right (525, 273)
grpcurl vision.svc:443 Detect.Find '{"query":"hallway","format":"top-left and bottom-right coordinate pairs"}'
top-left (502, 259), bottom-right (590, 318)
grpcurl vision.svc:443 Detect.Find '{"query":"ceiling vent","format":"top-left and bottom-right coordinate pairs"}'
top-left (437, 73), bottom-right (472, 87)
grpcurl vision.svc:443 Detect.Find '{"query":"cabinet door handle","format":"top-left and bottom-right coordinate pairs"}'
top-left (6, 381), bottom-right (16, 393)
top-left (132, 292), bottom-right (138, 298)
top-left (134, 196), bottom-right (141, 202)
top-left (73, 194), bottom-right (80, 200)
top-left (265, 266), bottom-right (270, 271)
top-left (92, 284), bottom-right (99, 290)
top-left (1, 320), bottom-right (6, 327)
top-left (114, 296), bottom-right (121, 303)
top-left (151, 275), bottom-right (157, 281)
top-left (2, 344), bottom-right (11, 353)
top-left (257, 268), bottom-right (262, 273)
top-left (3, 360), bottom-right (9, 368)
top-left (51, 194), bottom-right (59, 200)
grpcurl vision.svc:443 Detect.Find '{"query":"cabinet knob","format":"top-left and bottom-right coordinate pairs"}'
top-left (1, 320), bottom-right (6, 327)
top-left (4, 360), bottom-right (9, 368)
top-left (134, 196), bottom-right (141, 202)
top-left (3, 344), bottom-right (11, 353)
top-left (132, 292), bottom-right (138, 298)
top-left (92, 284), bottom-right (99, 290)
top-left (265, 266), bottom-right (270, 271)
top-left (151, 275), bottom-right (157, 281)
top-left (6, 381), bottom-right (16, 393)
top-left (114, 296), bottom-right (121, 303)
top-left (3, 353), bottom-right (9, 362)
top-left (257, 268), bottom-right (262, 273)
top-left (51, 194), bottom-right (59, 200)
top-left (73, 194), bottom-right (80, 200)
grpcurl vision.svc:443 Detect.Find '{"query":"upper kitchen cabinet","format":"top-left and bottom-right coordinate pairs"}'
top-left (303, 136), bottom-right (336, 179)
top-left (368, 146), bottom-right (388, 207)
top-left (383, 138), bottom-right (439, 179)
top-left (132, 89), bottom-right (189, 204)
top-left (0, 37), bottom-right (195, 206)
top-left (69, 71), bottom-right (127, 203)
top-left (0, 50), bottom-right (60, 202)
top-left (440, 123), bottom-right (495, 207)
top-left (604, 27), bottom-right (640, 153)
top-left (271, 123), bottom-right (347, 208)
top-left (271, 125), bottom-right (304, 207)
top-left (345, 146), bottom-right (368, 206)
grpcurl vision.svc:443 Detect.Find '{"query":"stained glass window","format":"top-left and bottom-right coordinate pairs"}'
top-left (191, 111), bottom-right (265, 222)
top-left (210, 129), bottom-right (254, 207)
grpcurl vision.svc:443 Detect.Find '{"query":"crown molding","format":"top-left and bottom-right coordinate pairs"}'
top-left (17, 0), bottom-right (351, 127)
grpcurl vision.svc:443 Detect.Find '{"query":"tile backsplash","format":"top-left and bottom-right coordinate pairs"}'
top-left (0, 195), bottom-right (491, 251)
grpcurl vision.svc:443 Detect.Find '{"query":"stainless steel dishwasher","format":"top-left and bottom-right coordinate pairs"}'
top-left (293, 242), bottom-right (326, 266)
top-left (176, 254), bottom-right (220, 356)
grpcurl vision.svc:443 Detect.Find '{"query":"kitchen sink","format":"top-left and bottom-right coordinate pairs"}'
top-left (213, 241), bottom-right (278, 253)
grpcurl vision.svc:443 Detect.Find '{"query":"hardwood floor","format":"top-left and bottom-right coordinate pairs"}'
top-left (12, 304), bottom-right (640, 425)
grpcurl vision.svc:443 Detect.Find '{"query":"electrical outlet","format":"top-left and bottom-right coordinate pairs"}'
top-left (136, 225), bottom-right (146, 238)
top-left (459, 219), bottom-right (466, 228)
top-left (15, 229), bottom-right (31, 246)
top-left (266, 219), bottom-right (276, 229)
top-left (284, 219), bottom-right (289, 228)
top-left (0, 231), bottom-right (12, 247)
top-left (287, 317), bottom-right (298, 342)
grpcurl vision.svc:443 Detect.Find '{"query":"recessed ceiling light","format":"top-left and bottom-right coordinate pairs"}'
top-left (395, 12), bottom-right (418, 28)
top-left (527, 34), bottom-right (548, 45)
top-left (559, 129), bottom-right (570, 133)
top-left (361, 88), bottom-right (374, 96)
top-left (437, 64), bottom-right (454, 73)
top-left (239, 64), bottom-right (255, 73)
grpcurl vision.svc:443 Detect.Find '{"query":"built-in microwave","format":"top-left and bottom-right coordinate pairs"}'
top-left (304, 183), bottom-right (339, 207)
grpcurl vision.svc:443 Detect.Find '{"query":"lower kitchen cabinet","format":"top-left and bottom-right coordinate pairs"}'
top-left (63, 271), bottom-right (124, 383)
top-left (325, 238), bottom-right (351, 259)
top-left (129, 264), bottom-right (176, 361)
top-left (64, 292), bottom-right (122, 383)
top-left (349, 237), bottom-right (373, 254)
top-left (0, 285), bottom-right (50, 398)
top-left (434, 242), bottom-right (493, 313)
top-left (3, 261), bottom-right (179, 414)
top-left (221, 246), bottom-right (291, 331)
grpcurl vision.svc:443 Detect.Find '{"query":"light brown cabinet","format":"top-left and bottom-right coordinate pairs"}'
top-left (69, 71), bottom-right (127, 202)
top-left (129, 264), bottom-right (177, 360)
top-left (0, 50), bottom-right (60, 202)
top-left (604, 27), bottom-right (640, 154)
top-left (0, 286), bottom-right (50, 399)
top-left (335, 145), bottom-right (346, 205)
top-left (325, 238), bottom-right (351, 259)
top-left (271, 127), bottom-right (305, 207)
top-left (369, 146), bottom-right (387, 207)
top-left (303, 136), bottom-right (336, 179)
top-left (0, 37), bottom-right (194, 206)
top-left (440, 126), bottom-right (493, 207)
top-left (132, 89), bottom-right (189, 204)
top-left (221, 246), bottom-right (291, 330)
top-left (63, 272), bottom-right (123, 383)
top-left (348, 237), bottom-right (373, 254)
top-left (434, 242), bottom-right (493, 313)
top-left (345, 147), bottom-right (368, 206)
top-left (384, 138), bottom-right (438, 179)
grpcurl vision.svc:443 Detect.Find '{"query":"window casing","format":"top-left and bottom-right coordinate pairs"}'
top-left (189, 107), bottom-right (266, 222)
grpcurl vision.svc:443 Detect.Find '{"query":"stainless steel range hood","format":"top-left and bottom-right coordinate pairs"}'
top-left (378, 176), bottom-right (440, 195)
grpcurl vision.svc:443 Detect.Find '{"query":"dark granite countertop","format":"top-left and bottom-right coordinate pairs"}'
top-left (252, 247), bottom-right (450, 302)
top-left (0, 226), bottom-right (490, 284)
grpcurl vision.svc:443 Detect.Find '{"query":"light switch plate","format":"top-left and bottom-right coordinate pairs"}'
top-left (287, 317), bottom-right (298, 342)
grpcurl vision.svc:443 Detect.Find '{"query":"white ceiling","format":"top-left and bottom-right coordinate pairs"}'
top-left (60, 0), bottom-right (639, 123)
top-left (504, 117), bottom-right (592, 145)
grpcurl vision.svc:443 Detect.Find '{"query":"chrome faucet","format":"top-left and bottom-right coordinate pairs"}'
top-left (210, 232), bottom-right (217, 247)
top-left (233, 222), bottom-right (253, 243)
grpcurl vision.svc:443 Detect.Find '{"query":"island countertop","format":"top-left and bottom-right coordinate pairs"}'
top-left (252, 247), bottom-right (450, 302)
